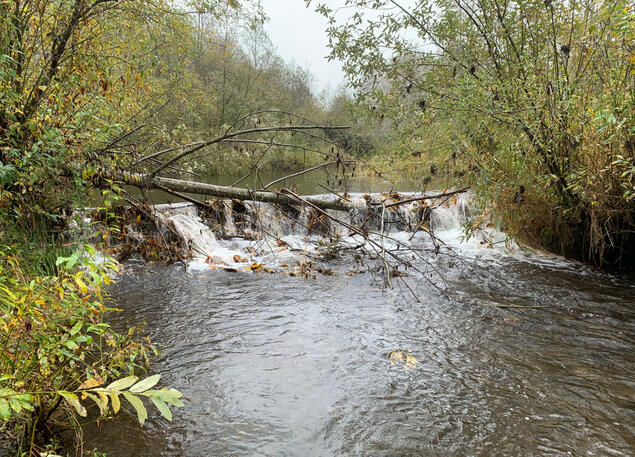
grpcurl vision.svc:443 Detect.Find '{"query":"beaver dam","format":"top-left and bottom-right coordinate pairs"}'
top-left (81, 191), bottom-right (634, 456)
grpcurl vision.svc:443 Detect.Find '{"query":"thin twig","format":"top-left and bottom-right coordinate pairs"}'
top-left (151, 125), bottom-right (350, 177)
top-left (261, 161), bottom-right (345, 190)
top-left (377, 187), bottom-right (471, 208)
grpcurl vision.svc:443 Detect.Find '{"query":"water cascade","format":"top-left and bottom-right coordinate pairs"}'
top-left (143, 191), bottom-right (516, 272)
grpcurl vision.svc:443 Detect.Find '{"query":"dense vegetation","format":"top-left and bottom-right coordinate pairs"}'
top-left (0, 0), bottom-right (360, 222)
top-left (313, 0), bottom-right (634, 267)
top-left (0, 0), bottom-right (357, 454)
top-left (1, 246), bottom-right (183, 455)
top-left (0, 0), bottom-right (633, 453)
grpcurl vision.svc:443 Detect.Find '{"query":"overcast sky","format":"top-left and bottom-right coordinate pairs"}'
top-left (260, 0), bottom-right (346, 94)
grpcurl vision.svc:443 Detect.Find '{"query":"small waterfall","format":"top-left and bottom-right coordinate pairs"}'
top-left (222, 201), bottom-right (238, 237)
top-left (159, 210), bottom-right (238, 265)
top-left (148, 191), bottom-right (497, 269)
top-left (430, 193), bottom-right (472, 232)
top-left (165, 215), bottom-right (217, 258)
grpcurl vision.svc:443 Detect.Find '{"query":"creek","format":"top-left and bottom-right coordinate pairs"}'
top-left (83, 179), bottom-right (634, 456)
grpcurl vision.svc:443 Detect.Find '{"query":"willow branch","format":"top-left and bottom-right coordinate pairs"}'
top-left (261, 161), bottom-right (351, 190)
top-left (149, 125), bottom-right (349, 177)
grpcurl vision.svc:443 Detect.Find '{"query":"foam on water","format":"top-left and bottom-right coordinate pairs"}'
top-left (151, 191), bottom-right (574, 272)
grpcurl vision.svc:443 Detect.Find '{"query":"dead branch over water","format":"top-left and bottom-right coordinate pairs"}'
top-left (96, 113), bottom-right (471, 295)
top-left (115, 171), bottom-right (469, 213)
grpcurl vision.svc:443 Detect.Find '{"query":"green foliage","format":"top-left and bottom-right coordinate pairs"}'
top-left (0, 246), bottom-right (182, 454)
top-left (313, 0), bottom-right (635, 267)
top-left (0, 0), bottom-right (366, 453)
top-left (0, 0), bottom-right (361, 217)
top-left (0, 0), bottom-right (267, 220)
top-left (140, 17), bottom-right (359, 176)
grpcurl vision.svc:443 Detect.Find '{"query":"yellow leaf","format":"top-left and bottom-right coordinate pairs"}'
top-left (78, 376), bottom-right (104, 390)
top-left (74, 277), bottom-right (88, 295)
top-left (60, 393), bottom-right (87, 417)
top-left (109, 393), bottom-right (120, 413)
top-left (389, 350), bottom-right (418, 370)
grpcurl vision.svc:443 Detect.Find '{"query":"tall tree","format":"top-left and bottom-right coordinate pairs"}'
top-left (311, 0), bottom-right (634, 266)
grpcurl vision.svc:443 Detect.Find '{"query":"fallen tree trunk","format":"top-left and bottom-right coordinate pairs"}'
top-left (114, 172), bottom-right (469, 212)
top-left (118, 172), bottom-right (358, 211)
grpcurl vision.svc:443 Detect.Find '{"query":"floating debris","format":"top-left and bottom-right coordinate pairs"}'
top-left (389, 350), bottom-right (418, 370)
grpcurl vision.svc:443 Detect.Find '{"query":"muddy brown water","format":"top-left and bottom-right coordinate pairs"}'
top-left (80, 220), bottom-right (635, 456)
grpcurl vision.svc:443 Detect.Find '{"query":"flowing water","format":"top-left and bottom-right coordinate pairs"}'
top-left (83, 192), bottom-right (635, 456)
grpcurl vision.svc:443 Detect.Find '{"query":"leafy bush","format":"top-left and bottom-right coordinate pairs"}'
top-left (315, 0), bottom-right (635, 267)
top-left (0, 246), bottom-right (182, 455)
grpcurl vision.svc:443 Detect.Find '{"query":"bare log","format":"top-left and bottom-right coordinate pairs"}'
top-left (113, 172), bottom-right (469, 213)
top-left (117, 172), bottom-right (358, 211)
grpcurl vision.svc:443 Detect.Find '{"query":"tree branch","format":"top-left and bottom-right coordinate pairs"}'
top-left (149, 125), bottom-right (350, 177)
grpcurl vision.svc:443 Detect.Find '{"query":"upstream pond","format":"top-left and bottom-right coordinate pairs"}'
top-left (82, 185), bottom-right (635, 456)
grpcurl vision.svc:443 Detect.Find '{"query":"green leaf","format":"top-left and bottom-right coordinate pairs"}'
top-left (0, 398), bottom-right (10, 420)
top-left (69, 321), bottom-right (82, 335)
top-left (90, 271), bottom-right (102, 286)
top-left (75, 335), bottom-right (91, 344)
top-left (151, 397), bottom-right (172, 421)
top-left (64, 340), bottom-right (79, 350)
top-left (66, 251), bottom-right (80, 269)
top-left (58, 349), bottom-right (77, 360)
top-left (170, 396), bottom-right (185, 408)
top-left (55, 256), bottom-right (70, 267)
top-left (105, 376), bottom-right (138, 391)
top-left (55, 251), bottom-right (79, 269)
top-left (7, 393), bottom-right (34, 414)
top-left (60, 392), bottom-right (87, 417)
top-left (130, 374), bottom-right (160, 393)
top-left (145, 388), bottom-right (183, 406)
top-left (123, 392), bottom-right (147, 425)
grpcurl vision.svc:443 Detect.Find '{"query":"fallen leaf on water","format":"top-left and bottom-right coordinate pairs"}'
top-left (389, 350), bottom-right (418, 370)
